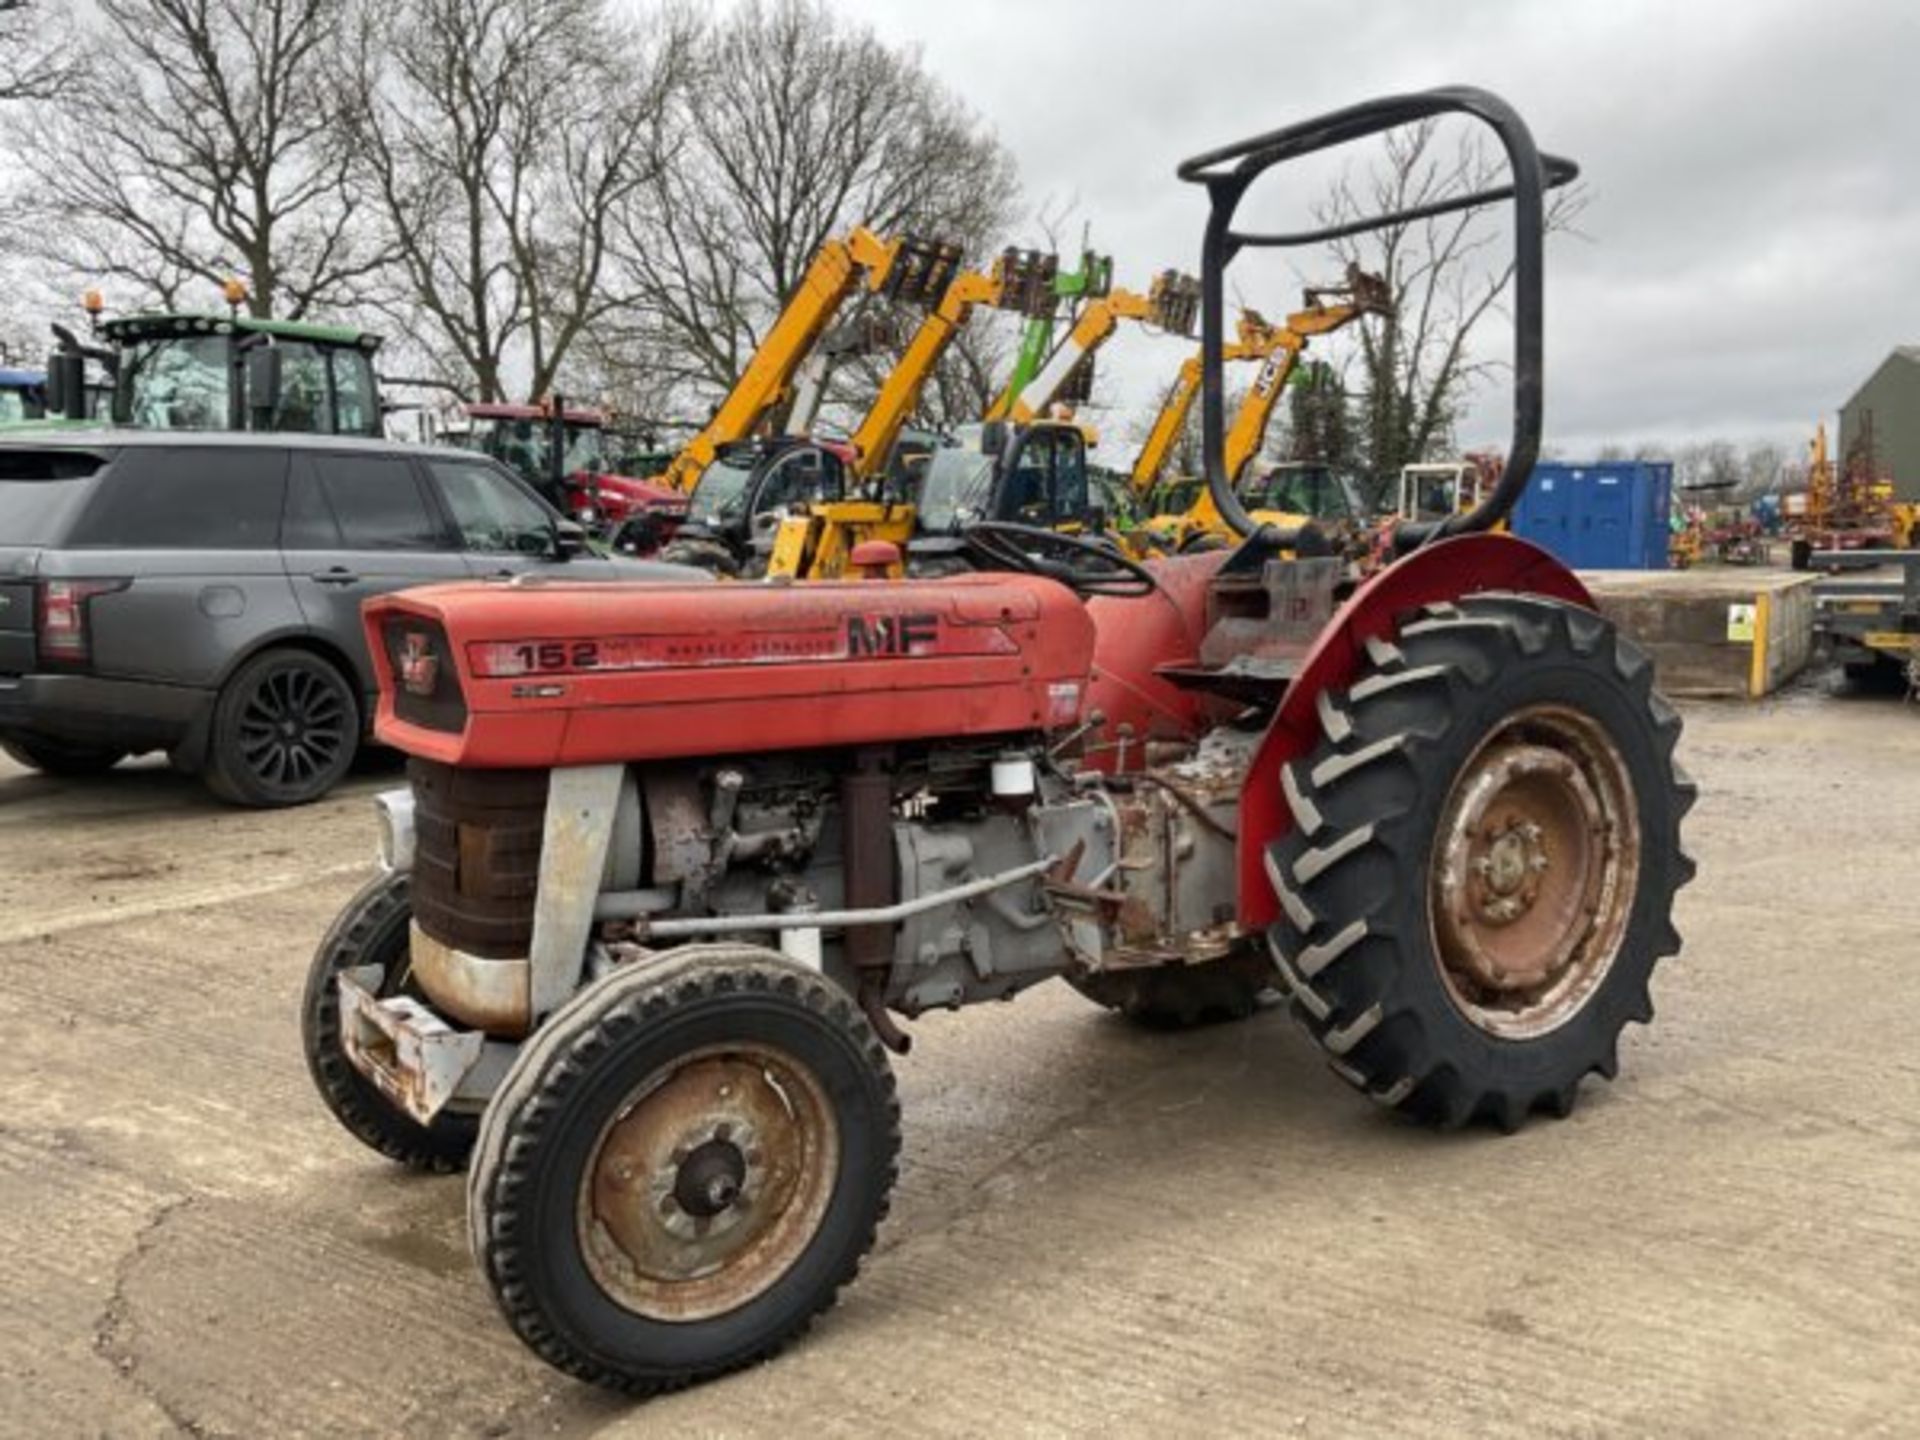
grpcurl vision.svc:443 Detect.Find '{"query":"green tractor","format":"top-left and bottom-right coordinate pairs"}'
top-left (39, 294), bottom-right (383, 436)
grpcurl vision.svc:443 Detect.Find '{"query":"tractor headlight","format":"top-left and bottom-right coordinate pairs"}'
top-left (374, 788), bottom-right (416, 873)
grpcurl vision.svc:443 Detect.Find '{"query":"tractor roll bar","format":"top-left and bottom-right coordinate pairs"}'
top-left (1177, 86), bottom-right (1578, 548)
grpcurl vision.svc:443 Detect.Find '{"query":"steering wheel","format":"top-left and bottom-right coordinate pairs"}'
top-left (961, 521), bottom-right (1158, 598)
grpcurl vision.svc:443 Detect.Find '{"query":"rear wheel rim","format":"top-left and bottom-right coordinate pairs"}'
top-left (578, 1042), bottom-right (839, 1323)
top-left (238, 663), bottom-right (350, 791)
top-left (1429, 703), bottom-right (1640, 1039)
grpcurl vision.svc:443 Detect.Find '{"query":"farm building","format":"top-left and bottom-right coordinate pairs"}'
top-left (1839, 347), bottom-right (1920, 498)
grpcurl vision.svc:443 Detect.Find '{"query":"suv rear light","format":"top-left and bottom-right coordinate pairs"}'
top-left (37, 578), bottom-right (129, 668)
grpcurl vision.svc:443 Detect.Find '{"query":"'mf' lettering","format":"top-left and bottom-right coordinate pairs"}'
top-left (846, 612), bottom-right (939, 657)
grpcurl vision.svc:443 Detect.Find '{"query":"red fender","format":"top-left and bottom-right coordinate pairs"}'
top-left (1236, 535), bottom-right (1594, 929)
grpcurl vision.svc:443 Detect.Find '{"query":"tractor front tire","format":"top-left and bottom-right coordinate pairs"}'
top-left (1070, 946), bottom-right (1274, 1028)
top-left (467, 945), bottom-right (899, 1394)
top-left (1268, 594), bottom-right (1695, 1130)
top-left (301, 871), bottom-right (481, 1172)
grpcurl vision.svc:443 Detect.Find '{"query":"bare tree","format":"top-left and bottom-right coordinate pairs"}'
top-left (601, 0), bottom-right (1017, 424)
top-left (0, 0), bottom-right (79, 104)
top-left (9, 0), bottom-right (381, 318)
top-left (1316, 120), bottom-right (1585, 500)
top-left (1288, 359), bottom-right (1351, 467)
top-left (346, 0), bottom-right (686, 402)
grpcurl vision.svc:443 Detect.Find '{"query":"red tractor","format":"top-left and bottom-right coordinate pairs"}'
top-left (304, 89), bottom-right (1694, 1395)
top-left (451, 400), bottom-right (688, 540)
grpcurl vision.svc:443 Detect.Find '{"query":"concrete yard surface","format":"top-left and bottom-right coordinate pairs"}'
top-left (2, 679), bottom-right (1919, 1438)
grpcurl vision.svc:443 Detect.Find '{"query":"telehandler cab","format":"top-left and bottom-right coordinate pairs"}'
top-left (305, 88), bottom-right (1692, 1397)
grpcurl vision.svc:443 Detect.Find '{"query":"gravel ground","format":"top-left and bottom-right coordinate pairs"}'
top-left (2, 669), bottom-right (1917, 1438)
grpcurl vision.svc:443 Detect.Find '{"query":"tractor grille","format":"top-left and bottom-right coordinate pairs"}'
top-left (408, 759), bottom-right (548, 958)
top-left (381, 616), bottom-right (466, 733)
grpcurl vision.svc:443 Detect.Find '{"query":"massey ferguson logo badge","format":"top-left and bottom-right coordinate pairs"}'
top-left (845, 612), bottom-right (938, 657)
top-left (397, 632), bottom-right (439, 694)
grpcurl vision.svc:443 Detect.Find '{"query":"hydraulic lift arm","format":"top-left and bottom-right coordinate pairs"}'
top-left (987, 269), bottom-right (1200, 425)
top-left (846, 249), bottom-right (1057, 479)
top-left (1222, 268), bottom-right (1391, 484)
top-left (649, 227), bottom-right (959, 494)
top-left (987, 250), bottom-right (1114, 420)
top-left (1129, 310), bottom-right (1280, 495)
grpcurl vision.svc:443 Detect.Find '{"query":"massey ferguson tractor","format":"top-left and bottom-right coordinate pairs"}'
top-left (303, 88), bottom-right (1695, 1395)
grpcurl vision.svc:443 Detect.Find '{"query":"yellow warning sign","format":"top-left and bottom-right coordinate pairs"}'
top-left (1726, 603), bottom-right (1756, 643)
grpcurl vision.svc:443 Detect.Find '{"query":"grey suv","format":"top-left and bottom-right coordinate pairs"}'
top-left (0, 431), bottom-right (696, 805)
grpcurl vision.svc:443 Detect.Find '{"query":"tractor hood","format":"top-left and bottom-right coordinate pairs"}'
top-left (364, 575), bottom-right (1097, 768)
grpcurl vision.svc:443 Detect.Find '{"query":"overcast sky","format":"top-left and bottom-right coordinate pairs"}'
top-left (825, 0), bottom-right (1920, 458)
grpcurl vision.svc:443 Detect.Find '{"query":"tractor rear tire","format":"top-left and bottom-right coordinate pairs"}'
top-left (1070, 946), bottom-right (1274, 1028)
top-left (301, 871), bottom-right (481, 1172)
top-left (1267, 594), bottom-right (1695, 1130)
top-left (467, 944), bottom-right (899, 1394)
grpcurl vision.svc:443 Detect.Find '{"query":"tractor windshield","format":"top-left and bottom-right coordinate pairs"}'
top-left (119, 335), bottom-right (231, 430)
top-left (915, 448), bottom-right (995, 533)
top-left (563, 424), bottom-right (606, 474)
top-left (0, 390), bottom-right (30, 426)
top-left (1240, 464), bottom-right (1360, 521)
top-left (687, 455), bottom-right (759, 524)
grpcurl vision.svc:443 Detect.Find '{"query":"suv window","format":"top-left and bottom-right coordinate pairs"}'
top-left (427, 459), bottom-right (556, 555)
top-left (0, 448), bottom-right (110, 545)
top-left (70, 447), bottom-right (287, 549)
top-left (295, 453), bottom-right (445, 551)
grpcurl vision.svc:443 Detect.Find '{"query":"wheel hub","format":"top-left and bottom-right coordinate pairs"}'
top-left (579, 1047), bottom-right (838, 1322)
top-left (1431, 706), bottom-right (1640, 1036)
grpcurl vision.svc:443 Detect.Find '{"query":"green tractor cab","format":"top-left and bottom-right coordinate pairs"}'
top-left (0, 367), bottom-right (47, 428)
top-left (42, 312), bottom-right (383, 436)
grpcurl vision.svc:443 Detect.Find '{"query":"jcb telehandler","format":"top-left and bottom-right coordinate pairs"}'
top-left (658, 248), bottom-right (1060, 579)
top-left (636, 227), bottom-right (960, 501)
top-left (1132, 266), bottom-right (1389, 555)
top-left (304, 88), bottom-right (1691, 1397)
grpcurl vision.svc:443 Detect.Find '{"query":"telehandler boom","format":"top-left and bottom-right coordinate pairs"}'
top-left (1136, 266), bottom-right (1389, 553)
top-left (986, 249), bottom-right (1115, 418)
top-left (645, 228), bottom-right (960, 497)
top-left (659, 249), bottom-right (1059, 578)
top-left (986, 269), bottom-right (1201, 424)
top-left (1129, 309), bottom-right (1283, 494)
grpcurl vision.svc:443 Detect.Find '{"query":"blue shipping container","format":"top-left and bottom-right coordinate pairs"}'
top-left (1509, 461), bottom-right (1672, 570)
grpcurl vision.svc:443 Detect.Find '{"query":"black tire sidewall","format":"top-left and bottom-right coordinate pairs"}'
top-left (302, 871), bottom-right (479, 1166)
top-left (211, 648), bottom-right (358, 806)
top-left (506, 995), bottom-right (892, 1381)
top-left (1321, 644), bottom-right (1680, 1092)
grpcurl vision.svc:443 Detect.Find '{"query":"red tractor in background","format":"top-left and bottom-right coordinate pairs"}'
top-left (449, 399), bottom-right (688, 543)
top-left (303, 89), bottom-right (1694, 1396)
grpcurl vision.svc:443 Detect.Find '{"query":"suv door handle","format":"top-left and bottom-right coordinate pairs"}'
top-left (310, 567), bottom-right (360, 586)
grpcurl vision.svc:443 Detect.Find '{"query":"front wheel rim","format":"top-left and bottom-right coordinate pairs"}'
top-left (1429, 703), bottom-right (1641, 1040)
top-left (577, 1042), bottom-right (840, 1323)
